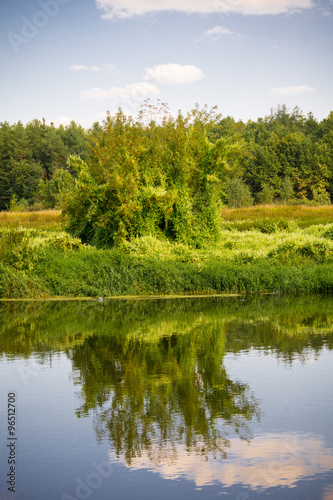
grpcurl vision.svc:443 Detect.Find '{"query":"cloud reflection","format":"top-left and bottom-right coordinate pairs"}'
top-left (109, 433), bottom-right (333, 490)
top-left (322, 485), bottom-right (333, 500)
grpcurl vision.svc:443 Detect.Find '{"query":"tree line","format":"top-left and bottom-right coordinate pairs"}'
top-left (1, 102), bottom-right (333, 245)
top-left (0, 118), bottom-right (90, 211)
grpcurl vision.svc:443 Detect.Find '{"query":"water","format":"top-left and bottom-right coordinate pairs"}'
top-left (0, 295), bottom-right (333, 500)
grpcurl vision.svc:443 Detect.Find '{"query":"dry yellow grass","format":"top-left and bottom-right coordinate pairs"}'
top-left (0, 210), bottom-right (63, 230)
top-left (2, 205), bottom-right (333, 232)
top-left (221, 205), bottom-right (333, 225)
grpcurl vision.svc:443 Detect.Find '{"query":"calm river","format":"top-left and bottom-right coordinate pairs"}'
top-left (0, 294), bottom-right (333, 500)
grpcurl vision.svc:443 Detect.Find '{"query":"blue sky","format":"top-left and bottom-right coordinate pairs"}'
top-left (0, 0), bottom-right (332, 126)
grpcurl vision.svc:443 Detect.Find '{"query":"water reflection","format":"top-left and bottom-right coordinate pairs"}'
top-left (69, 329), bottom-right (261, 463)
top-left (109, 433), bottom-right (333, 490)
top-left (1, 294), bottom-right (333, 496)
top-left (2, 294), bottom-right (333, 357)
top-left (323, 485), bottom-right (333, 500)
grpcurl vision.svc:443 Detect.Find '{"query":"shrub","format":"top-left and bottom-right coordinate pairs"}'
top-left (312, 189), bottom-right (331, 206)
top-left (227, 178), bottom-right (253, 208)
top-left (256, 184), bottom-right (274, 205)
top-left (64, 107), bottom-right (245, 248)
top-left (9, 195), bottom-right (29, 212)
top-left (0, 229), bottom-right (38, 270)
top-left (268, 240), bottom-right (333, 264)
top-left (280, 177), bottom-right (293, 204)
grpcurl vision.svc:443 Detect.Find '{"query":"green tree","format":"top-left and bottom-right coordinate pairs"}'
top-left (280, 176), bottom-right (293, 204)
top-left (256, 183), bottom-right (274, 205)
top-left (227, 178), bottom-right (253, 208)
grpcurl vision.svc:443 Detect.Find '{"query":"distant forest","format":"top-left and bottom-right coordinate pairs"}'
top-left (1, 103), bottom-right (333, 213)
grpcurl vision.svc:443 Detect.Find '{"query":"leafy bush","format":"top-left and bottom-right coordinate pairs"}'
top-left (323, 224), bottom-right (333, 240)
top-left (268, 240), bottom-right (333, 264)
top-left (0, 228), bottom-right (83, 272)
top-left (227, 178), bottom-right (253, 208)
top-left (0, 229), bottom-right (39, 270)
top-left (64, 107), bottom-right (245, 248)
top-left (312, 188), bottom-right (331, 206)
top-left (37, 169), bottom-right (74, 209)
top-left (256, 184), bottom-right (274, 205)
top-left (280, 177), bottom-right (293, 204)
top-left (9, 195), bottom-right (30, 212)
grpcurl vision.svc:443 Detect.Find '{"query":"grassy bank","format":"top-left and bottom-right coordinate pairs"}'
top-left (1, 207), bottom-right (333, 299)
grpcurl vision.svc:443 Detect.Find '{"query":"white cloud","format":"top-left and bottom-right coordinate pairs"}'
top-left (70, 65), bottom-right (89, 71)
top-left (95, 0), bottom-right (314, 19)
top-left (204, 25), bottom-right (234, 37)
top-left (144, 64), bottom-right (204, 84)
top-left (70, 64), bottom-right (116, 71)
top-left (268, 85), bottom-right (315, 95)
top-left (80, 81), bottom-right (160, 101)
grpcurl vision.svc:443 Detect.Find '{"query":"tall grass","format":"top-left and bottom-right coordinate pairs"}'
top-left (0, 210), bottom-right (62, 230)
top-left (221, 205), bottom-right (333, 227)
top-left (1, 223), bottom-right (333, 298)
top-left (1, 206), bottom-right (333, 299)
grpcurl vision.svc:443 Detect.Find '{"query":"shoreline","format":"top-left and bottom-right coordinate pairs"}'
top-left (0, 292), bottom-right (283, 303)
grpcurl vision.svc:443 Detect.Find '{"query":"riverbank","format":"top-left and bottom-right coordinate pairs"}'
top-left (1, 207), bottom-right (333, 299)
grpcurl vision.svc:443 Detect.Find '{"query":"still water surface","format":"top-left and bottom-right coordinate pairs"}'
top-left (0, 295), bottom-right (333, 500)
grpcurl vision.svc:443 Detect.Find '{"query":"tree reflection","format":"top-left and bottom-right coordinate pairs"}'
top-left (69, 322), bottom-right (261, 465)
top-left (2, 294), bottom-right (333, 467)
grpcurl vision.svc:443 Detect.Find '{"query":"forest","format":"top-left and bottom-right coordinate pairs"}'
top-left (1, 104), bottom-right (332, 214)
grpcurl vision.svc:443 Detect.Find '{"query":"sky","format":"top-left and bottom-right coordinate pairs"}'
top-left (0, 0), bottom-right (332, 127)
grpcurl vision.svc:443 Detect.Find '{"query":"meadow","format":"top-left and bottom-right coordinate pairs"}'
top-left (1, 206), bottom-right (333, 299)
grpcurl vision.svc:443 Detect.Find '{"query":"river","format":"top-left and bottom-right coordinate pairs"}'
top-left (0, 294), bottom-right (333, 499)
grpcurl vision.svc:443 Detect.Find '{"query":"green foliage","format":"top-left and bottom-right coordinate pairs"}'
top-left (64, 105), bottom-right (244, 247)
top-left (9, 195), bottom-right (29, 212)
top-left (256, 184), bottom-right (274, 205)
top-left (0, 119), bottom-right (89, 210)
top-left (280, 176), bottom-right (293, 204)
top-left (268, 240), bottom-right (333, 265)
top-left (0, 227), bottom-right (82, 279)
top-left (1, 105), bottom-right (333, 213)
top-left (227, 178), bottom-right (253, 208)
top-left (4, 211), bottom-right (333, 298)
top-left (0, 229), bottom-right (37, 270)
top-left (312, 188), bottom-right (331, 206)
top-left (37, 169), bottom-right (74, 209)
top-left (242, 106), bottom-right (332, 203)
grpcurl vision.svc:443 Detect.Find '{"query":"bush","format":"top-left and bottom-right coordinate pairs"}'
top-left (64, 107), bottom-right (244, 248)
top-left (227, 178), bottom-right (253, 208)
top-left (268, 240), bottom-right (333, 264)
top-left (312, 189), bottom-right (331, 206)
top-left (0, 229), bottom-right (38, 270)
top-left (280, 177), bottom-right (293, 204)
top-left (9, 195), bottom-right (29, 212)
top-left (256, 184), bottom-right (274, 205)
